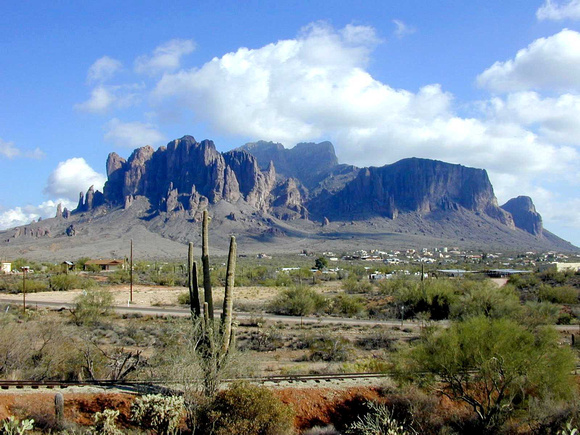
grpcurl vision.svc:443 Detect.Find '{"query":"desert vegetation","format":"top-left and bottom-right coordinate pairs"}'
top-left (1, 248), bottom-right (580, 433)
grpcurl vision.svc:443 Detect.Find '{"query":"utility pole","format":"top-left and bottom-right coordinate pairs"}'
top-left (21, 266), bottom-right (27, 314)
top-left (130, 239), bottom-right (133, 303)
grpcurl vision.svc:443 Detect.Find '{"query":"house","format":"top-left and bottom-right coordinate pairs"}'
top-left (84, 259), bottom-right (125, 271)
top-left (1, 262), bottom-right (11, 274)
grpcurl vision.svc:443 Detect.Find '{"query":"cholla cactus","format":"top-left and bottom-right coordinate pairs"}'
top-left (346, 401), bottom-right (414, 435)
top-left (0, 416), bottom-right (34, 435)
top-left (92, 409), bottom-right (122, 435)
top-left (131, 394), bottom-right (184, 435)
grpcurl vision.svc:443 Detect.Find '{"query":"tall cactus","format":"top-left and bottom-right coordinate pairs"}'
top-left (188, 242), bottom-right (201, 317)
top-left (188, 211), bottom-right (237, 396)
top-left (201, 210), bottom-right (214, 319)
top-left (54, 392), bottom-right (64, 430)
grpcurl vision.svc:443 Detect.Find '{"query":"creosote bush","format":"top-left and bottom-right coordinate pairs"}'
top-left (49, 274), bottom-right (95, 291)
top-left (269, 285), bottom-right (327, 316)
top-left (71, 288), bottom-right (114, 326)
top-left (197, 382), bottom-right (294, 435)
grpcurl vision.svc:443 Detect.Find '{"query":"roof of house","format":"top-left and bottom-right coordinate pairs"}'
top-left (85, 259), bottom-right (124, 266)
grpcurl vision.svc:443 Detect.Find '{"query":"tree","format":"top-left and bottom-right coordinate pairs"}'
top-left (315, 256), bottom-right (328, 270)
top-left (399, 316), bottom-right (575, 433)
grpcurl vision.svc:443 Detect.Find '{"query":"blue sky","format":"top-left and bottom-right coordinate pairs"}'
top-left (2, 0), bottom-right (580, 246)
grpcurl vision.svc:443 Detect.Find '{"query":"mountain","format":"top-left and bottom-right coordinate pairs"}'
top-left (0, 136), bottom-right (576, 260)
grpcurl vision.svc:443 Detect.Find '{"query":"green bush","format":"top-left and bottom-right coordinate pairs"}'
top-left (269, 285), bottom-right (328, 316)
top-left (71, 288), bottom-right (114, 326)
top-left (538, 284), bottom-right (579, 304)
top-left (49, 274), bottom-right (95, 291)
top-left (331, 294), bottom-right (366, 317)
top-left (308, 336), bottom-right (352, 362)
top-left (0, 416), bottom-right (34, 434)
top-left (107, 269), bottom-right (131, 284)
top-left (450, 281), bottom-right (521, 320)
top-left (197, 382), bottom-right (294, 435)
top-left (342, 277), bottom-right (373, 294)
top-left (131, 394), bottom-right (184, 435)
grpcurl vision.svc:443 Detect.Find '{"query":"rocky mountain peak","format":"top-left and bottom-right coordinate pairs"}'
top-left (501, 196), bottom-right (543, 236)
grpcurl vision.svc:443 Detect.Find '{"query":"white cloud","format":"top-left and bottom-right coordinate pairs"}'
top-left (87, 56), bottom-right (123, 84)
top-left (537, 0), bottom-right (580, 20)
top-left (43, 158), bottom-right (106, 201)
top-left (0, 138), bottom-right (45, 160)
top-left (477, 29), bottom-right (580, 92)
top-left (75, 84), bottom-right (142, 113)
top-left (0, 139), bottom-right (21, 158)
top-left (151, 23), bottom-right (578, 183)
top-left (75, 86), bottom-right (116, 113)
top-left (392, 19), bottom-right (416, 38)
top-left (104, 118), bottom-right (165, 148)
top-left (135, 39), bottom-right (195, 76)
top-left (0, 199), bottom-right (76, 230)
top-left (485, 91), bottom-right (580, 146)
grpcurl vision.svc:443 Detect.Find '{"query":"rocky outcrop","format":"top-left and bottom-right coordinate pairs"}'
top-left (69, 136), bottom-right (550, 245)
top-left (271, 178), bottom-right (308, 220)
top-left (501, 196), bottom-right (543, 236)
top-left (310, 158), bottom-right (514, 227)
top-left (239, 140), bottom-right (342, 189)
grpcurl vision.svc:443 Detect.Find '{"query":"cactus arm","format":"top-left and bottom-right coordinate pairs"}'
top-left (221, 236), bottom-right (236, 353)
top-left (188, 243), bottom-right (201, 317)
top-left (202, 210), bottom-right (214, 319)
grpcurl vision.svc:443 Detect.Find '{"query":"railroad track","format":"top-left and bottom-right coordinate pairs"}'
top-left (0, 372), bottom-right (391, 390)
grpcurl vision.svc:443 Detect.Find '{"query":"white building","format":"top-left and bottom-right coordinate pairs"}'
top-left (1, 262), bottom-right (11, 274)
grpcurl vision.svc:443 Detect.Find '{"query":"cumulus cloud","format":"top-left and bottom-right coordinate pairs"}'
top-left (87, 56), bottom-right (123, 84)
top-left (135, 39), bottom-right (195, 76)
top-left (104, 118), bottom-right (165, 148)
top-left (0, 199), bottom-right (75, 230)
top-left (151, 23), bottom-right (578, 183)
top-left (43, 158), bottom-right (106, 201)
top-left (75, 84), bottom-right (142, 113)
top-left (0, 138), bottom-right (45, 160)
top-left (392, 19), bottom-right (416, 38)
top-left (537, 0), bottom-right (580, 20)
top-left (477, 29), bottom-right (580, 92)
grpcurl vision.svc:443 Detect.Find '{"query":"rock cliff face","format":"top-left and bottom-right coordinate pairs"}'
top-left (100, 136), bottom-right (276, 218)
top-left (67, 135), bottom-right (557, 248)
top-left (501, 196), bottom-right (543, 236)
top-left (309, 158), bottom-right (514, 227)
top-left (239, 140), bottom-right (346, 189)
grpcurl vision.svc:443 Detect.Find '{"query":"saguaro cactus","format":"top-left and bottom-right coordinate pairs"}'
top-left (54, 392), bottom-right (64, 430)
top-left (188, 211), bottom-right (237, 396)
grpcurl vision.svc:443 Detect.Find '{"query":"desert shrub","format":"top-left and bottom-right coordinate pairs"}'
top-left (342, 357), bottom-right (391, 373)
top-left (331, 294), bottom-right (367, 317)
top-left (107, 270), bottom-right (130, 284)
top-left (241, 326), bottom-right (284, 352)
top-left (71, 288), bottom-right (114, 326)
top-left (346, 401), bottom-right (411, 435)
top-left (400, 316), bottom-right (576, 433)
top-left (197, 382), bottom-right (294, 435)
top-left (269, 285), bottom-right (328, 316)
top-left (0, 416), bottom-right (34, 434)
top-left (91, 409), bottom-right (123, 435)
top-left (49, 274), bottom-right (95, 291)
top-left (450, 281), bottom-right (521, 320)
top-left (394, 279), bottom-right (458, 320)
top-left (131, 394), bottom-right (184, 435)
top-left (343, 277), bottom-right (373, 294)
top-left (308, 336), bottom-right (352, 362)
top-left (518, 301), bottom-right (560, 327)
top-left (355, 332), bottom-right (395, 351)
top-left (150, 272), bottom-right (180, 286)
top-left (538, 284), bottom-right (579, 304)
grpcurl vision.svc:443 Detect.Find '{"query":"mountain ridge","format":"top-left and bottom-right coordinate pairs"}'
top-left (0, 135), bottom-right (576, 260)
